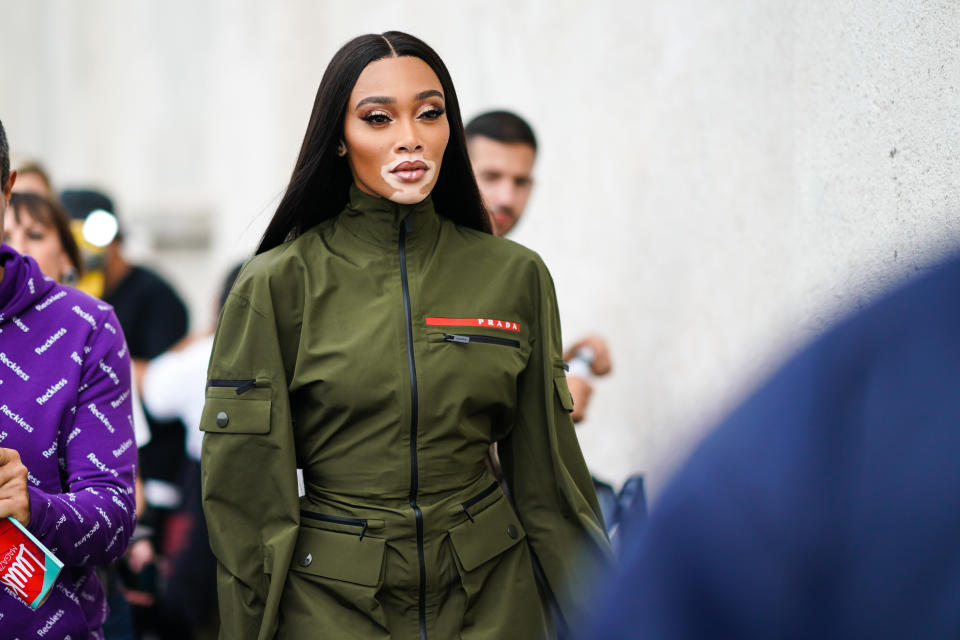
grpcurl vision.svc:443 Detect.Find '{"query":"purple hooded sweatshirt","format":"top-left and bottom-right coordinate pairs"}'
top-left (0, 245), bottom-right (137, 639)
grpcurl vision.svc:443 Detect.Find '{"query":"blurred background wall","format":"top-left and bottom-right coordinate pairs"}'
top-left (2, 0), bottom-right (958, 494)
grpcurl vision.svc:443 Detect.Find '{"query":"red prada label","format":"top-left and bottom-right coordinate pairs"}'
top-left (426, 317), bottom-right (521, 332)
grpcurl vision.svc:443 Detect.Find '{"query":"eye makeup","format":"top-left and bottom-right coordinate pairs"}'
top-left (417, 105), bottom-right (445, 120)
top-left (360, 110), bottom-right (392, 124)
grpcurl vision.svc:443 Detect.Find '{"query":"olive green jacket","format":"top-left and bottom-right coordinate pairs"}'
top-left (200, 186), bottom-right (611, 639)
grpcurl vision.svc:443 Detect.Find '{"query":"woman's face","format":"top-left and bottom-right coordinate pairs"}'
top-left (3, 210), bottom-right (72, 281)
top-left (343, 55), bottom-right (450, 205)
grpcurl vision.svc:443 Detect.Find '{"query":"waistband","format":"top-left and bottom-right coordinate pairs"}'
top-left (299, 470), bottom-right (504, 538)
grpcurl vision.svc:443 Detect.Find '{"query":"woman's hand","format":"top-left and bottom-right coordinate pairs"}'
top-left (0, 447), bottom-right (30, 526)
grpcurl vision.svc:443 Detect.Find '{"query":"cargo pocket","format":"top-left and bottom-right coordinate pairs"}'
top-left (450, 491), bottom-right (526, 571)
top-left (448, 493), bottom-right (545, 637)
top-left (200, 385), bottom-right (272, 434)
top-left (278, 524), bottom-right (389, 639)
top-left (289, 524), bottom-right (385, 586)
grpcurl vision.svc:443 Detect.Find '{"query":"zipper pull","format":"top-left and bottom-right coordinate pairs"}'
top-left (404, 215), bottom-right (413, 234)
top-left (235, 379), bottom-right (257, 395)
top-left (444, 334), bottom-right (470, 344)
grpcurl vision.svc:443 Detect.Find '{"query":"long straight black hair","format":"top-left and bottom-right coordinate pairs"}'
top-left (257, 31), bottom-right (490, 254)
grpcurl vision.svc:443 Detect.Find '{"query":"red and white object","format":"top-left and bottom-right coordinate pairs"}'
top-left (0, 517), bottom-right (63, 610)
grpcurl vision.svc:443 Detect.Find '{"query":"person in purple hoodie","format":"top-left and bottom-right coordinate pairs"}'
top-left (0, 120), bottom-right (137, 638)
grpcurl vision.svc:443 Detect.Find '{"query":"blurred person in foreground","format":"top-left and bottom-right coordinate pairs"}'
top-left (581, 254), bottom-right (960, 639)
top-left (0, 120), bottom-right (138, 638)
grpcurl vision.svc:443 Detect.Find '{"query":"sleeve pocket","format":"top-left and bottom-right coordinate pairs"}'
top-left (449, 494), bottom-right (526, 571)
top-left (200, 387), bottom-right (272, 434)
top-left (289, 526), bottom-right (385, 587)
top-left (554, 374), bottom-right (575, 412)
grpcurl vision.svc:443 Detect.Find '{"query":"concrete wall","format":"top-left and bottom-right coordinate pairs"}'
top-left (2, 0), bottom-right (959, 495)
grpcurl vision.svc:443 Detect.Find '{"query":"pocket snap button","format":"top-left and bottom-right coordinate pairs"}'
top-left (216, 411), bottom-right (229, 428)
top-left (506, 524), bottom-right (518, 539)
top-left (300, 553), bottom-right (313, 567)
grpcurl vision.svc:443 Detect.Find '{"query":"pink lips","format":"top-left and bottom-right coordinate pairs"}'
top-left (391, 160), bottom-right (428, 183)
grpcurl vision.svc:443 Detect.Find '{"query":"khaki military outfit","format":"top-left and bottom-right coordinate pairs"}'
top-left (200, 186), bottom-right (611, 640)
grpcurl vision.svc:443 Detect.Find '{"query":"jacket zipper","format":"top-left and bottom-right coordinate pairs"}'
top-left (460, 481), bottom-right (500, 522)
top-left (442, 333), bottom-right (521, 349)
top-left (207, 378), bottom-right (257, 395)
top-left (399, 215), bottom-right (428, 640)
top-left (301, 510), bottom-right (369, 540)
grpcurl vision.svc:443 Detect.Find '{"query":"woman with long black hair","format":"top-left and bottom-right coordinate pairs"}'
top-left (200, 31), bottom-right (610, 640)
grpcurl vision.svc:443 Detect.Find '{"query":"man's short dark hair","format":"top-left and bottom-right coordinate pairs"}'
top-left (465, 110), bottom-right (537, 152)
top-left (0, 119), bottom-right (10, 191)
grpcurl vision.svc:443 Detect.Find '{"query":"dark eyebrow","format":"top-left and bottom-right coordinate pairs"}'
top-left (354, 90), bottom-right (444, 110)
top-left (416, 90), bottom-right (444, 101)
top-left (355, 96), bottom-right (395, 109)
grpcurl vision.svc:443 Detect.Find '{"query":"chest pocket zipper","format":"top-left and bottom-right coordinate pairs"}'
top-left (443, 333), bottom-right (520, 349)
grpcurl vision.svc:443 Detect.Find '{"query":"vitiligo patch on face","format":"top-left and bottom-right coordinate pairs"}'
top-left (379, 157), bottom-right (438, 202)
top-left (426, 317), bottom-right (521, 332)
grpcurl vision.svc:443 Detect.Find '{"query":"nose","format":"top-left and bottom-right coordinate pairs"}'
top-left (394, 118), bottom-right (423, 154)
top-left (490, 180), bottom-right (518, 210)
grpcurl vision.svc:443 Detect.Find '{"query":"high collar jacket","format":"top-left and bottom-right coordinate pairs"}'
top-left (200, 187), bottom-right (611, 640)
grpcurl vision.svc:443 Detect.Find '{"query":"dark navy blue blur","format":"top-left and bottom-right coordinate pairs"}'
top-left (581, 254), bottom-right (960, 639)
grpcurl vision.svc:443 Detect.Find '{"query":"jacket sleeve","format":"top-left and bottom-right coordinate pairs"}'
top-left (200, 273), bottom-right (301, 640)
top-left (499, 258), bottom-right (613, 628)
top-left (27, 308), bottom-right (138, 567)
